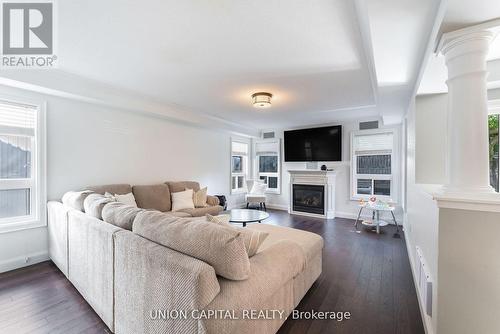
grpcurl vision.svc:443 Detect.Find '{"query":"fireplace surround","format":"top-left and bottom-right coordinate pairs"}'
top-left (288, 170), bottom-right (337, 219)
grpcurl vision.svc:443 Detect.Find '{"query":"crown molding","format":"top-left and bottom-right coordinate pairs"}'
top-left (0, 70), bottom-right (260, 138)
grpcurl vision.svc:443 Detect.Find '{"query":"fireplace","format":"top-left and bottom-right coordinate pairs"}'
top-left (292, 184), bottom-right (325, 215)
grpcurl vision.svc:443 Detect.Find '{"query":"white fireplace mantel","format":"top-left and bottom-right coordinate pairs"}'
top-left (288, 170), bottom-right (337, 219)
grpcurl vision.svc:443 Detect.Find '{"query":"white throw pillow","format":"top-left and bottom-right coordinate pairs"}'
top-left (171, 189), bottom-right (195, 212)
top-left (250, 182), bottom-right (267, 195)
top-left (105, 192), bottom-right (138, 207)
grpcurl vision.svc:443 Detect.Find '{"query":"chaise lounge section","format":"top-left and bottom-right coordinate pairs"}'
top-left (47, 181), bottom-right (323, 334)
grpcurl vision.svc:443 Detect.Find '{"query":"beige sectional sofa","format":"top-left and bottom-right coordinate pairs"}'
top-left (47, 181), bottom-right (323, 334)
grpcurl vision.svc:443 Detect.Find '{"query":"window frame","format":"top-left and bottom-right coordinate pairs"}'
top-left (230, 140), bottom-right (248, 194)
top-left (350, 128), bottom-right (399, 202)
top-left (254, 139), bottom-right (281, 194)
top-left (0, 95), bottom-right (46, 234)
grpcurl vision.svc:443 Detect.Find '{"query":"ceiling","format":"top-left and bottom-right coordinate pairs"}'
top-left (418, 0), bottom-right (500, 95)
top-left (1, 0), bottom-right (444, 132)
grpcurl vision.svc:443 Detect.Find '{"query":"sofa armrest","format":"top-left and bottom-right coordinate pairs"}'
top-left (47, 201), bottom-right (70, 277)
top-left (114, 230), bottom-right (220, 334)
top-left (206, 195), bottom-right (220, 206)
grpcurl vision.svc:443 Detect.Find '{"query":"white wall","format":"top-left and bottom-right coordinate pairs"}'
top-left (264, 120), bottom-right (403, 220)
top-left (404, 98), bottom-right (441, 334)
top-left (415, 94), bottom-right (447, 184)
top-left (0, 84), bottom-right (248, 272)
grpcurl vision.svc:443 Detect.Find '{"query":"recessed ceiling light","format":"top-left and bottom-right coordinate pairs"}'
top-left (252, 92), bottom-right (273, 108)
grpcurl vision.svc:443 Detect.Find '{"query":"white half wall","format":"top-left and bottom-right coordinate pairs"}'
top-left (0, 84), bottom-right (249, 273)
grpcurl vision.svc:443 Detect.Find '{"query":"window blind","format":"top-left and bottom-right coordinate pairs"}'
top-left (231, 141), bottom-right (248, 155)
top-left (0, 101), bottom-right (36, 129)
top-left (353, 132), bottom-right (393, 154)
top-left (255, 141), bottom-right (279, 155)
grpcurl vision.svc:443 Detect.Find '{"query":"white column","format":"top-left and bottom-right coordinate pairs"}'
top-left (440, 30), bottom-right (495, 194)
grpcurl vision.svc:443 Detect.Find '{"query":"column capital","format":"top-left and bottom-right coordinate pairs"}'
top-left (437, 18), bottom-right (500, 57)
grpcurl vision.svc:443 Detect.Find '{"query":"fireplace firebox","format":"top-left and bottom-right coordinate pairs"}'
top-left (292, 184), bottom-right (325, 215)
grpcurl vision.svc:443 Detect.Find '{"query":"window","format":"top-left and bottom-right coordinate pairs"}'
top-left (351, 129), bottom-right (396, 201)
top-left (0, 98), bottom-right (45, 232)
top-left (489, 114), bottom-right (499, 192)
top-left (231, 141), bottom-right (248, 193)
top-left (255, 140), bottom-right (281, 194)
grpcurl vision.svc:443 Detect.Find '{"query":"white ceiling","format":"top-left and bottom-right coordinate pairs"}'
top-left (1, 0), bottom-right (444, 131)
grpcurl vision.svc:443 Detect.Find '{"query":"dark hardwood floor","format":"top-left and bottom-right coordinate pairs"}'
top-left (0, 210), bottom-right (424, 334)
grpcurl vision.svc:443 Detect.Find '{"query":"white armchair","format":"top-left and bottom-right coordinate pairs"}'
top-left (245, 180), bottom-right (267, 211)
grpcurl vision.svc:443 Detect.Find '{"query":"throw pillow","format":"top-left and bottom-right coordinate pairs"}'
top-left (190, 187), bottom-right (208, 208)
top-left (171, 189), bottom-right (195, 212)
top-left (250, 182), bottom-right (267, 195)
top-left (133, 210), bottom-right (250, 280)
top-left (62, 190), bottom-right (94, 211)
top-left (206, 214), bottom-right (269, 257)
top-left (105, 192), bottom-right (138, 207)
top-left (83, 193), bottom-right (116, 219)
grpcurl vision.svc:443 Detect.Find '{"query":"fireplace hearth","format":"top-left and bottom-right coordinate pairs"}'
top-left (292, 184), bottom-right (325, 215)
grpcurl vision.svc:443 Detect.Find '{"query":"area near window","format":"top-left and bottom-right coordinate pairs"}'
top-left (489, 110), bottom-right (499, 192)
top-left (254, 139), bottom-right (281, 194)
top-left (0, 98), bottom-right (45, 233)
top-left (230, 140), bottom-right (248, 194)
top-left (351, 129), bottom-right (396, 201)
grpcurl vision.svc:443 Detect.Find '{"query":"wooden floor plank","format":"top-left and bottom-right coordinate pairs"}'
top-left (0, 210), bottom-right (424, 334)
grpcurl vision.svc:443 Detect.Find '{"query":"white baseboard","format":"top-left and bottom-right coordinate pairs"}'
top-left (266, 203), bottom-right (288, 211)
top-left (0, 251), bottom-right (49, 273)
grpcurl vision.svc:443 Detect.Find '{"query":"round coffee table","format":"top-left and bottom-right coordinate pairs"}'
top-left (229, 209), bottom-right (269, 227)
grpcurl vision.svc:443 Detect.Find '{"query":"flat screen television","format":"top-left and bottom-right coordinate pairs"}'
top-left (284, 125), bottom-right (342, 162)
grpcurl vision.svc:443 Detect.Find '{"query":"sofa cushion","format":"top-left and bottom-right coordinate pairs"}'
top-left (247, 224), bottom-right (324, 265)
top-left (206, 214), bottom-right (269, 257)
top-left (169, 211), bottom-right (192, 218)
top-left (102, 202), bottom-right (144, 230)
top-left (178, 205), bottom-right (223, 217)
top-left (167, 181), bottom-right (200, 193)
top-left (83, 193), bottom-right (115, 219)
top-left (62, 190), bottom-right (93, 211)
top-left (132, 184), bottom-right (171, 212)
top-left (87, 184), bottom-right (132, 195)
top-left (133, 210), bottom-right (251, 280)
top-left (203, 240), bottom-right (305, 334)
top-left (206, 195), bottom-right (220, 206)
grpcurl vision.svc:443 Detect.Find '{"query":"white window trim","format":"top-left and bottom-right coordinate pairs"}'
top-left (230, 139), bottom-right (249, 194)
top-left (350, 128), bottom-right (399, 203)
top-left (254, 139), bottom-right (281, 194)
top-left (0, 95), bottom-right (46, 234)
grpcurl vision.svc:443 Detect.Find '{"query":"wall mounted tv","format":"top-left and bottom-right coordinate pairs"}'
top-left (284, 125), bottom-right (342, 162)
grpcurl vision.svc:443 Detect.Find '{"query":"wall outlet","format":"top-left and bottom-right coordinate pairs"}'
top-left (24, 257), bottom-right (30, 263)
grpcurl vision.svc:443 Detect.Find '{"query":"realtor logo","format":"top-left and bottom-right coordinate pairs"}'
top-left (1, 1), bottom-right (56, 67)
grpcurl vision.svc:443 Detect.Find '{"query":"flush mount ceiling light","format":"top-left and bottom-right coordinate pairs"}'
top-left (252, 92), bottom-right (273, 108)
